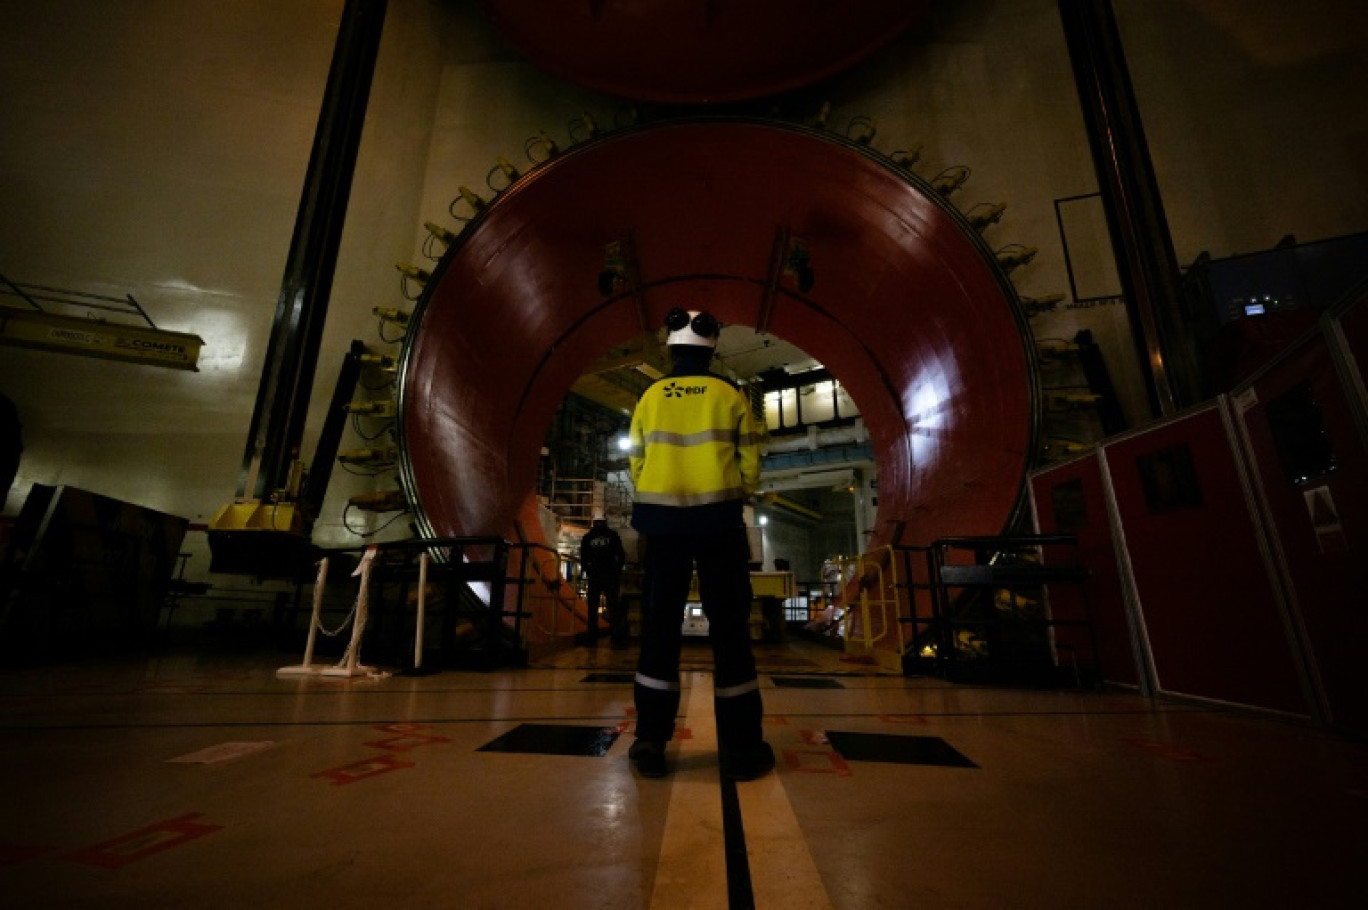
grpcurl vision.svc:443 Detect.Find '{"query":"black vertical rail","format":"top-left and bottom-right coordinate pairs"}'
top-left (497, 540), bottom-right (516, 647)
top-left (235, 0), bottom-right (388, 503)
top-left (301, 340), bottom-right (368, 517)
top-left (1057, 0), bottom-right (1197, 417)
top-left (929, 543), bottom-right (950, 677)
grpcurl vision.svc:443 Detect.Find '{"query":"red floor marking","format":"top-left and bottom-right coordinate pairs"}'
top-left (1122, 738), bottom-right (1209, 762)
top-left (62, 813), bottom-right (223, 869)
top-left (798, 729), bottom-right (829, 746)
top-left (0, 844), bottom-right (58, 867)
top-left (312, 754), bottom-right (415, 786)
top-left (782, 748), bottom-right (853, 777)
top-left (763, 714), bottom-right (790, 725)
top-left (879, 714), bottom-right (929, 724)
top-left (374, 722), bottom-right (432, 733)
top-left (363, 731), bottom-right (452, 753)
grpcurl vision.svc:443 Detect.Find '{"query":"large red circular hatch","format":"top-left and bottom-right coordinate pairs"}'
top-left (398, 118), bottom-right (1037, 551)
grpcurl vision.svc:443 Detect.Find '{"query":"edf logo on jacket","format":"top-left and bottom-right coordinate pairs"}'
top-left (663, 381), bottom-right (707, 399)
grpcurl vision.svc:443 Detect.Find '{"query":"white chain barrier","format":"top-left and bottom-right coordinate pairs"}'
top-left (277, 547), bottom-right (389, 679)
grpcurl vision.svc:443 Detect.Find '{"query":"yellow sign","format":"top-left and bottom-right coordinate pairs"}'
top-left (0, 306), bottom-right (203, 371)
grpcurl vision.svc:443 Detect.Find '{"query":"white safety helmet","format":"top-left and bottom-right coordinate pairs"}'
top-left (664, 308), bottom-right (720, 348)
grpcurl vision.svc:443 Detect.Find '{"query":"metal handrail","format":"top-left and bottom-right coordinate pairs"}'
top-left (907, 534), bottom-right (1098, 682)
top-left (833, 546), bottom-right (901, 653)
top-left (508, 540), bottom-right (583, 639)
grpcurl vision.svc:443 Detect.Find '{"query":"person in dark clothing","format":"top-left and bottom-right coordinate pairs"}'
top-left (625, 308), bottom-right (774, 781)
top-left (579, 513), bottom-right (626, 647)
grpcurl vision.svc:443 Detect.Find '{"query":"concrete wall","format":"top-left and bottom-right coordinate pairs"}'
top-left (0, 0), bottom-right (452, 568)
top-left (1114, 0), bottom-right (1368, 263)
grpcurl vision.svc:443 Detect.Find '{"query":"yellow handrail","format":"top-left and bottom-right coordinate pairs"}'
top-left (834, 546), bottom-right (906, 654)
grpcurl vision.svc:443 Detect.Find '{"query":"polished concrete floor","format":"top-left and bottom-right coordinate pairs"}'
top-left (0, 635), bottom-right (1363, 909)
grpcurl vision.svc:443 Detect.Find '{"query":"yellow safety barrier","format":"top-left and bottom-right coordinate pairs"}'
top-left (833, 547), bottom-right (907, 672)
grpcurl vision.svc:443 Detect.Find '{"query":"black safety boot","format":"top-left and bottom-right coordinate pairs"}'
top-left (720, 741), bottom-right (775, 781)
top-left (629, 739), bottom-right (668, 778)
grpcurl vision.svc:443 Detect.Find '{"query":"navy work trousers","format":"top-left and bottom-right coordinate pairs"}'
top-left (633, 526), bottom-right (764, 748)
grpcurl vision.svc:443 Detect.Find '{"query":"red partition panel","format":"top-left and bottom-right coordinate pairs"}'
top-left (1235, 334), bottom-right (1367, 734)
top-left (1101, 406), bottom-right (1309, 715)
top-left (1030, 455), bottom-right (1140, 687)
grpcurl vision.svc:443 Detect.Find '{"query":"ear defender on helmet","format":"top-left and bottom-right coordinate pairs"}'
top-left (665, 308), bottom-right (691, 332)
top-left (664, 308), bottom-right (721, 348)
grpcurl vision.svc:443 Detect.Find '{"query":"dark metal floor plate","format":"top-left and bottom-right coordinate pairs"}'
top-left (824, 731), bottom-right (977, 768)
top-left (477, 723), bottom-right (620, 757)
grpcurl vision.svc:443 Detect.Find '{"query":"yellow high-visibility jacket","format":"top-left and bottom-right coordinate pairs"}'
top-left (628, 359), bottom-right (762, 535)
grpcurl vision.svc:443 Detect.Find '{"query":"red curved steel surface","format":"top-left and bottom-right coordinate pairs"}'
top-left (475, 0), bottom-right (931, 104)
top-left (401, 120), bottom-right (1034, 550)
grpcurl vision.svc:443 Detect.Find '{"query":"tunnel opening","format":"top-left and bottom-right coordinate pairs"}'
top-left (537, 323), bottom-right (878, 583)
top-left (397, 117), bottom-right (1039, 560)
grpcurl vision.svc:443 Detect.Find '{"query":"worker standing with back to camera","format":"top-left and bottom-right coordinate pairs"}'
top-left (626, 307), bottom-right (774, 780)
top-left (578, 511), bottom-right (626, 647)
